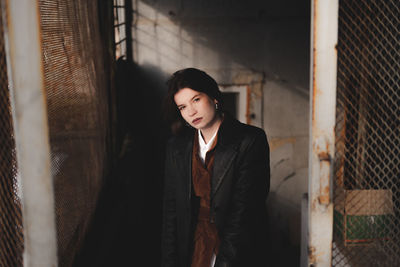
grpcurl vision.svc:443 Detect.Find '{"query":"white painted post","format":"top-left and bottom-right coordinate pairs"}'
top-left (308, 0), bottom-right (339, 266)
top-left (1, 0), bottom-right (58, 266)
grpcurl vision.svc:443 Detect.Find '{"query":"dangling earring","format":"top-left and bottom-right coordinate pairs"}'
top-left (215, 102), bottom-right (219, 110)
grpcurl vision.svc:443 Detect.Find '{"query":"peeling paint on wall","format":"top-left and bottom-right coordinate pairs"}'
top-left (269, 137), bottom-right (297, 151)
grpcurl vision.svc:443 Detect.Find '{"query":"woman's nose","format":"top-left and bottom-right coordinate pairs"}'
top-left (187, 105), bottom-right (197, 116)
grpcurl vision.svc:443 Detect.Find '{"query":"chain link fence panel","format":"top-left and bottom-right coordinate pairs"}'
top-left (38, 1), bottom-right (111, 266)
top-left (0, 6), bottom-right (24, 267)
top-left (0, 1), bottom-right (112, 266)
top-left (333, 0), bottom-right (400, 266)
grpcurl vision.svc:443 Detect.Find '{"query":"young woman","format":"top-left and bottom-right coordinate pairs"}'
top-left (162, 68), bottom-right (270, 267)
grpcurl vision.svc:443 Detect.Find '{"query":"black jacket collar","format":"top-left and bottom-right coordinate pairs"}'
top-left (170, 113), bottom-right (243, 198)
top-left (216, 113), bottom-right (242, 147)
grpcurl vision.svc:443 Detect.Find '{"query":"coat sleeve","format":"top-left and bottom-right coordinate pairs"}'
top-left (215, 129), bottom-right (270, 267)
top-left (161, 142), bottom-right (178, 267)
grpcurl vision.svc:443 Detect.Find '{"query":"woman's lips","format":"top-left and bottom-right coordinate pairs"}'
top-left (192, 118), bottom-right (202, 124)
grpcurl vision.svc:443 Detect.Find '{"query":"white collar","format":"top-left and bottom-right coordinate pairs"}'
top-left (198, 129), bottom-right (218, 162)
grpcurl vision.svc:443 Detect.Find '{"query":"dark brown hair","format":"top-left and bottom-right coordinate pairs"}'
top-left (164, 68), bottom-right (223, 134)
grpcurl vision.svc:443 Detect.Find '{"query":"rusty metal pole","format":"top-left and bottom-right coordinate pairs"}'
top-left (308, 0), bottom-right (339, 266)
top-left (1, 0), bottom-right (58, 266)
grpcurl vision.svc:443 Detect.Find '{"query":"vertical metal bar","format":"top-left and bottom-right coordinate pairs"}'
top-left (1, 0), bottom-right (58, 266)
top-left (308, 0), bottom-right (339, 266)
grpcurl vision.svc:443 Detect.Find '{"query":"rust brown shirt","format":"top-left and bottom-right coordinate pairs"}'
top-left (191, 131), bottom-right (220, 267)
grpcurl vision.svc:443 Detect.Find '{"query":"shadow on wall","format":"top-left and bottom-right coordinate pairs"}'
top-left (74, 59), bottom-right (170, 267)
top-left (267, 192), bottom-right (301, 266)
top-left (132, 0), bottom-right (310, 88)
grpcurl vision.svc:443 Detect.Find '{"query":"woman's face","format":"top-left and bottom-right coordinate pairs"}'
top-left (174, 87), bottom-right (219, 131)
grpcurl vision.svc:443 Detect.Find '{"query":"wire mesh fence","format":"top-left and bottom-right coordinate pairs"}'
top-left (38, 1), bottom-right (111, 266)
top-left (333, 0), bottom-right (400, 266)
top-left (0, 7), bottom-right (24, 267)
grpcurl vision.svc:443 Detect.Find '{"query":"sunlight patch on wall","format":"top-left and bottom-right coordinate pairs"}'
top-left (132, 1), bottom-right (195, 74)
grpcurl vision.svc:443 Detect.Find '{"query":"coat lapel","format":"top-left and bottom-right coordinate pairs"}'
top-left (211, 114), bottom-right (241, 198)
top-left (211, 144), bottom-right (238, 198)
top-left (172, 115), bottom-right (243, 200)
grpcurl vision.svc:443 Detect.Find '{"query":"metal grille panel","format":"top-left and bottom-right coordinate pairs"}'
top-left (114, 0), bottom-right (127, 59)
top-left (0, 8), bottom-right (24, 267)
top-left (333, 0), bottom-right (400, 266)
top-left (38, 1), bottom-right (111, 266)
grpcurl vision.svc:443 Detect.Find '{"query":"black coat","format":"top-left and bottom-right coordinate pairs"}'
top-left (162, 115), bottom-right (270, 267)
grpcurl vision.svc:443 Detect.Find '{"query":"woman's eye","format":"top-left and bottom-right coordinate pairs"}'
top-left (178, 106), bottom-right (185, 111)
top-left (194, 98), bottom-right (200, 102)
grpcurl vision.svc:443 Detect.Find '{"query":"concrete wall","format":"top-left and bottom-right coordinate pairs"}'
top-left (130, 0), bottom-right (310, 264)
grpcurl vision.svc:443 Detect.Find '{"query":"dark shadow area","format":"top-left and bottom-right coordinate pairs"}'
top-left (74, 60), bottom-right (170, 267)
top-left (267, 192), bottom-right (301, 266)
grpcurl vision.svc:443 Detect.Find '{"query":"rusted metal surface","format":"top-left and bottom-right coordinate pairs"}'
top-left (3, 0), bottom-right (58, 266)
top-left (231, 70), bottom-right (264, 128)
top-left (308, 245), bottom-right (316, 264)
top-left (308, 0), bottom-right (339, 266)
top-left (318, 152), bottom-right (331, 205)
